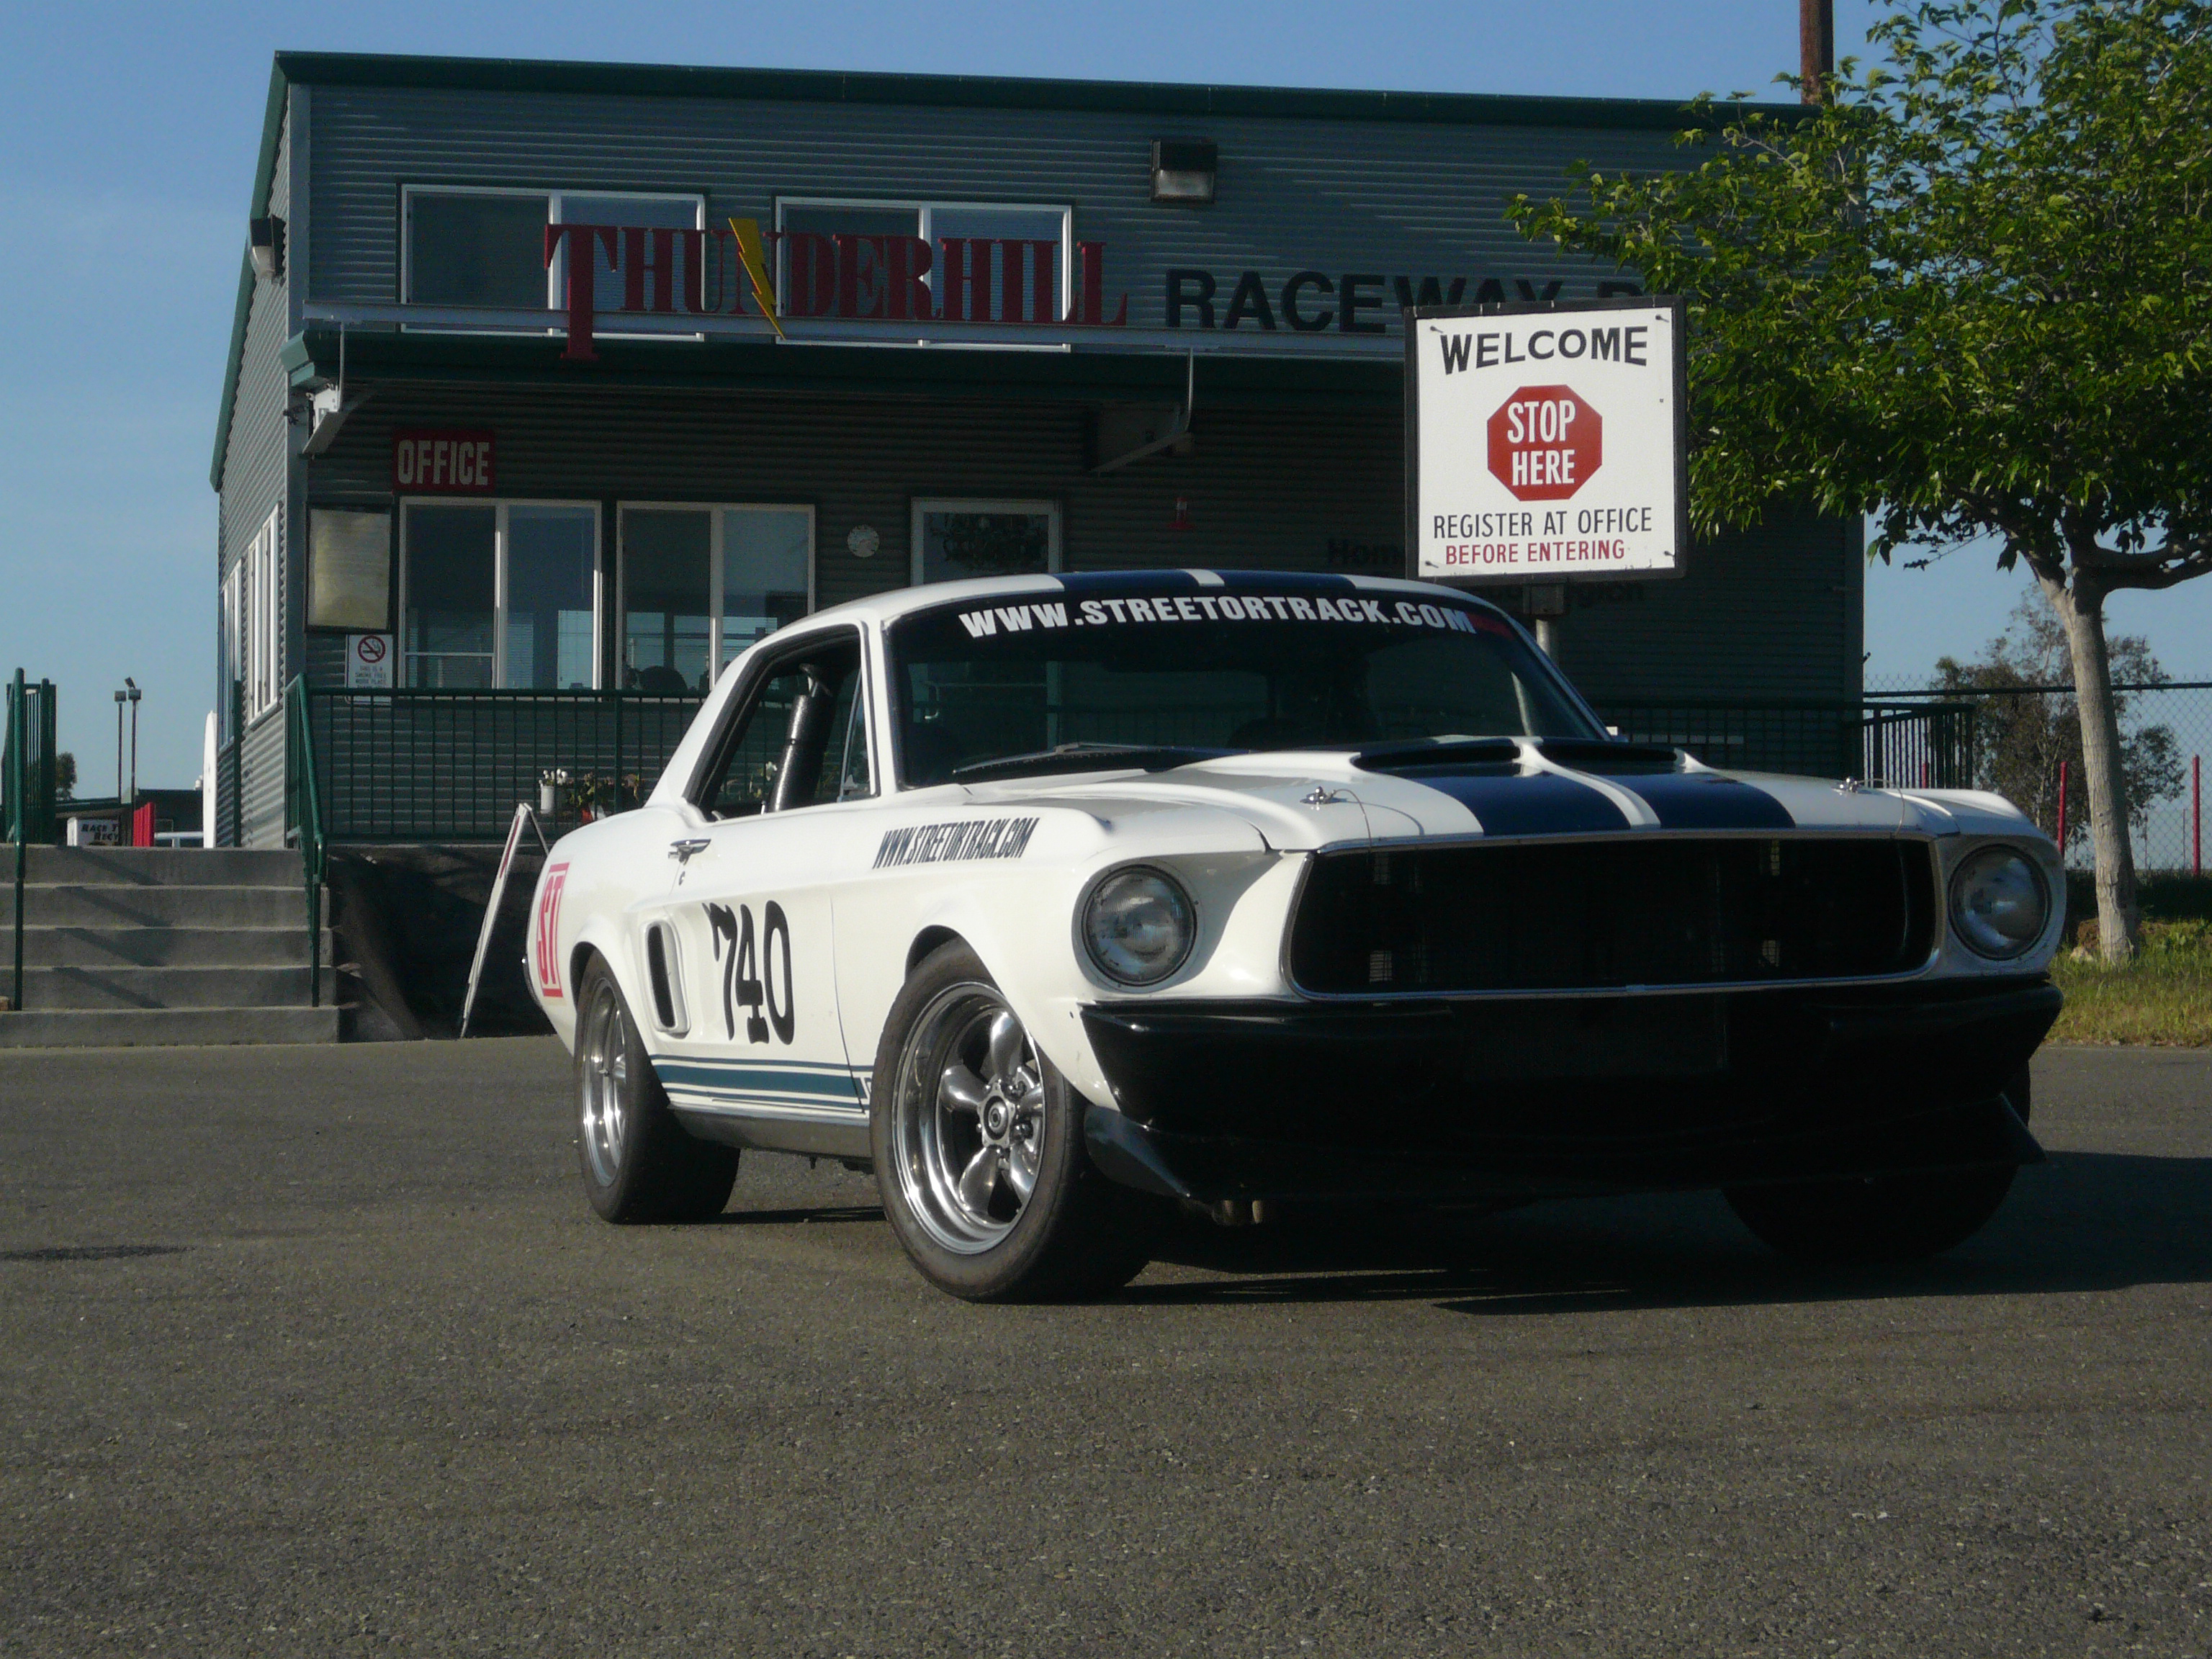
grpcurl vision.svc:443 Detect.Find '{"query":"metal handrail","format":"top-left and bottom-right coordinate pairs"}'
top-left (285, 677), bottom-right (327, 1010)
top-left (6, 669), bottom-right (23, 1012)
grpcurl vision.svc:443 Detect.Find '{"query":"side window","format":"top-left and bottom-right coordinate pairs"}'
top-left (697, 634), bottom-right (868, 819)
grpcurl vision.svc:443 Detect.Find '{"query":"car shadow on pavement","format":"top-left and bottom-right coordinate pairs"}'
top-left (1122, 1151), bottom-right (2212, 1312)
top-left (704, 1204), bottom-right (884, 1228)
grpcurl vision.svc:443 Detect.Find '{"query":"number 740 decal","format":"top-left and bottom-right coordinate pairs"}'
top-left (703, 901), bottom-right (796, 1044)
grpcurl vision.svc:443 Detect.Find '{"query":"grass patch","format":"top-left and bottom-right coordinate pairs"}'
top-left (2049, 920), bottom-right (2212, 1046)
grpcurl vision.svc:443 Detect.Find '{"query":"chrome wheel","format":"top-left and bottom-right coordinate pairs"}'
top-left (579, 978), bottom-right (631, 1187)
top-left (889, 981), bottom-right (1046, 1254)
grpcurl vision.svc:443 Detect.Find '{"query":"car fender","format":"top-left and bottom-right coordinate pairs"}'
top-left (847, 800), bottom-right (1288, 1113)
top-left (528, 807), bottom-right (683, 1053)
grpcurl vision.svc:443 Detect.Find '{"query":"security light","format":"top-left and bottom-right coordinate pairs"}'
top-left (1151, 140), bottom-right (1217, 204)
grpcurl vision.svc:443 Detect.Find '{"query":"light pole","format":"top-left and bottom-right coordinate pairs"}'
top-left (113, 688), bottom-right (125, 803)
top-left (125, 678), bottom-right (140, 808)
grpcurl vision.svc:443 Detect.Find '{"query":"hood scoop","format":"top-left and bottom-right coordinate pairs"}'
top-left (1352, 737), bottom-right (1684, 778)
top-left (1352, 737), bottom-right (1520, 775)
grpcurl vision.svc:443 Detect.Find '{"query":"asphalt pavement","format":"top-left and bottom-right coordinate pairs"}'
top-left (2, 1038), bottom-right (2208, 1656)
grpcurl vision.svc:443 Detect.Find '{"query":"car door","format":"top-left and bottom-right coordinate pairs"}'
top-left (637, 626), bottom-right (882, 1157)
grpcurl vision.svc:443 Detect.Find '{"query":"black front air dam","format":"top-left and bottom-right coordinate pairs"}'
top-left (1079, 979), bottom-right (2059, 1205)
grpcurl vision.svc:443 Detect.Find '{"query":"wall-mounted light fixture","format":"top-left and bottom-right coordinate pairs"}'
top-left (250, 215), bottom-right (286, 282)
top-left (1151, 139), bottom-right (1217, 204)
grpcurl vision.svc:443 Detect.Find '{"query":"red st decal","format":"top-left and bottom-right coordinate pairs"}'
top-left (534, 863), bottom-right (570, 998)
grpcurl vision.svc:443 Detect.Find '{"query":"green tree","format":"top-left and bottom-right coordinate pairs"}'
top-left (54, 752), bottom-right (75, 801)
top-left (1510, 0), bottom-right (2212, 961)
top-left (1933, 595), bottom-right (2182, 855)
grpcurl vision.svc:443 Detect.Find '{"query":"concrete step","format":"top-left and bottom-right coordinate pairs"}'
top-left (12, 925), bottom-right (324, 969)
top-left (14, 963), bottom-right (338, 1012)
top-left (0, 885), bottom-right (308, 930)
top-left (0, 1005), bottom-right (343, 1048)
top-left (15, 847), bottom-right (304, 888)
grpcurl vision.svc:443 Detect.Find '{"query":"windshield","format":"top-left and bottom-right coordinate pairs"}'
top-left (887, 582), bottom-right (1600, 787)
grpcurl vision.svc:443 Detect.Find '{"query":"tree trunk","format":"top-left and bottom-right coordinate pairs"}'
top-left (2037, 574), bottom-right (2139, 963)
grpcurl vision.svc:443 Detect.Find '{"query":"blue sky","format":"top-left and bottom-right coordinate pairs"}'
top-left (4, 1), bottom-right (2206, 789)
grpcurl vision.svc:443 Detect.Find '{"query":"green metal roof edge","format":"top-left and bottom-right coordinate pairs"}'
top-left (271, 50), bottom-right (1803, 132)
top-left (211, 61), bottom-right (292, 493)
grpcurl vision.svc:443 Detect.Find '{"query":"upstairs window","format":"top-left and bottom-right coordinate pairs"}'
top-left (774, 198), bottom-right (1071, 325)
top-left (402, 187), bottom-right (706, 326)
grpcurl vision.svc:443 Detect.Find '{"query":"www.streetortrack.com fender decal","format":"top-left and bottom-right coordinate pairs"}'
top-left (873, 816), bottom-right (1039, 869)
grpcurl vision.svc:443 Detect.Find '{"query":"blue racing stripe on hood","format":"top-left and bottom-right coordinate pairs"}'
top-left (1217, 570), bottom-right (1359, 594)
top-left (1056, 570), bottom-right (1205, 596)
top-left (1401, 769), bottom-right (1631, 835)
top-left (1605, 772), bottom-right (1797, 830)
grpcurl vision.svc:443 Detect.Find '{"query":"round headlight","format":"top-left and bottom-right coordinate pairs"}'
top-left (1082, 867), bottom-right (1195, 985)
top-left (1949, 847), bottom-right (2049, 959)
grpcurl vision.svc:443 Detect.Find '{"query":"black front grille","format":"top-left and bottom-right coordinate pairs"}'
top-left (1288, 837), bottom-right (1938, 995)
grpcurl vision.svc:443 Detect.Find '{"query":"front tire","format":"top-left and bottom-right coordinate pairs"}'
top-left (575, 957), bottom-right (739, 1223)
top-left (1725, 1067), bottom-right (2031, 1265)
top-left (870, 942), bottom-right (1155, 1302)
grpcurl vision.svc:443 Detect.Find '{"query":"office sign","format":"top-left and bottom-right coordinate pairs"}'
top-left (392, 429), bottom-right (496, 494)
top-left (1406, 299), bottom-right (1686, 585)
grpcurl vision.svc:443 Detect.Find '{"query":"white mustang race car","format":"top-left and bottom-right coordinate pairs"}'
top-left (526, 570), bottom-right (2062, 1301)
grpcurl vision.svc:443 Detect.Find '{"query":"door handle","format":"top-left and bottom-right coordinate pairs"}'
top-left (668, 837), bottom-right (711, 863)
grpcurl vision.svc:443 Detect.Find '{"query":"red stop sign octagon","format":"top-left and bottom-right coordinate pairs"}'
top-left (1487, 385), bottom-right (1602, 502)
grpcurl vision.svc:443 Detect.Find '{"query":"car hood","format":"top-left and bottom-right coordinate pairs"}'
top-left (956, 741), bottom-right (2034, 853)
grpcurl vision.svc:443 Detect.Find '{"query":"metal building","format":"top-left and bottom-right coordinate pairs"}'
top-left (212, 52), bottom-right (1861, 849)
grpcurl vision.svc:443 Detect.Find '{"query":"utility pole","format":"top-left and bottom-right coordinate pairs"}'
top-left (125, 678), bottom-right (140, 807)
top-left (1800, 0), bottom-right (1835, 102)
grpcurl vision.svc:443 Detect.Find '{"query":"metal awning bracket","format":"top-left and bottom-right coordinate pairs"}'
top-left (1092, 352), bottom-right (1196, 475)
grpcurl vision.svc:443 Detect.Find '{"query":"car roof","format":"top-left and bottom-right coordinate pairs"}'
top-left (803, 569), bottom-right (1514, 629)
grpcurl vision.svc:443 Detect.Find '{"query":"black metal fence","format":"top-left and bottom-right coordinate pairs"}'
top-left (1596, 699), bottom-right (1977, 788)
top-left (300, 688), bottom-right (706, 842)
top-left (1867, 680), bottom-right (2212, 872)
top-left (292, 685), bottom-right (1988, 845)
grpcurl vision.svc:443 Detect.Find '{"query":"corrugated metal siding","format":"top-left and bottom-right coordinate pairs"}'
top-left (217, 104), bottom-right (299, 848)
top-left (239, 709), bottom-right (288, 850)
top-left (220, 108), bottom-right (293, 593)
top-left (305, 84), bottom-right (1691, 318)
top-left (304, 381), bottom-right (1851, 701)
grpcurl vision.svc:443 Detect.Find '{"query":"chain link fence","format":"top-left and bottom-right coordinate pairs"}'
top-left (1866, 677), bottom-right (2212, 873)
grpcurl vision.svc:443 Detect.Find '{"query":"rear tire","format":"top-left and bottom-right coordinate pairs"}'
top-left (871, 941), bottom-right (1157, 1302)
top-left (1725, 1067), bottom-right (2031, 1265)
top-left (575, 957), bottom-right (739, 1223)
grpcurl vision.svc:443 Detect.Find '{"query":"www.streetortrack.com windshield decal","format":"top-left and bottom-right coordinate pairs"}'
top-left (953, 595), bottom-right (1501, 638)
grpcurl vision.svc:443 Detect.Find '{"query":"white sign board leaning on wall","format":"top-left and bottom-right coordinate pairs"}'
top-left (1406, 297), bottom-right (1688, 587)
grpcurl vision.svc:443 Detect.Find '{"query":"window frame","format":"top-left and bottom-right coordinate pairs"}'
top-left (908, 497), bottom-right (1062, 588)
top-left (616, 501), bottom-right (817, 684)
top-left (400, 184), bottom-right (708, 336)
top-left (773, 196), bottom-right (1075, 325)
top-left (685, 622), bottom-right (875, 818)
top-left (241, 507), bottom-right (282, 724)
top-left (396, 498), bottom-right (603, 690)
top-left (218, 560), bottom-right (243, 743)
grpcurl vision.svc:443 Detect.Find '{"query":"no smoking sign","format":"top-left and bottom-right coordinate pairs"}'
top-left (346, 631), bottom-right (395, 691)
